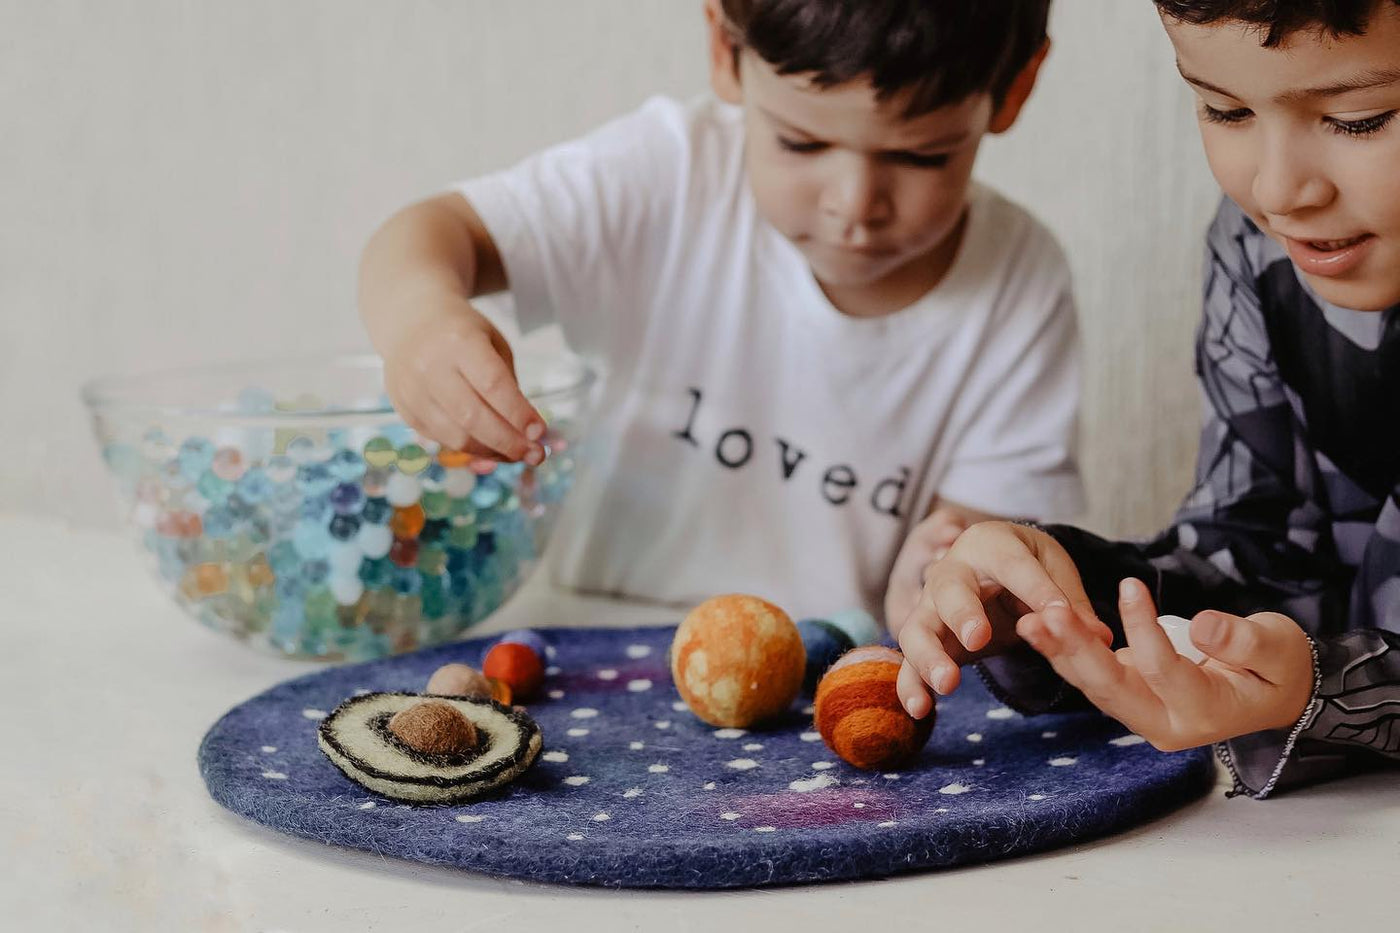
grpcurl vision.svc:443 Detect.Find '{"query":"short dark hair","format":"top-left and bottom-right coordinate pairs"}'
top-left (1152, 0), bottom-right (1400, 47)
top-left (719, 0), bottom-right (1051, 116)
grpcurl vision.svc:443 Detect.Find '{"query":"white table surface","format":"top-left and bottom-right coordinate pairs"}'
top-left (3, 514), bottom-right (1393, 932)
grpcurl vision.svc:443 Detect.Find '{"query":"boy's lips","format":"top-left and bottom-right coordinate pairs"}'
top-left (1282, 232), bottom-right (1375, 278)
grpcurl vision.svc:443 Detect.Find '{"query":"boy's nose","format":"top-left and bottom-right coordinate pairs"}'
top-left (1252, 138), bottom-right (1334, 218)
top-left (821, 162), bottom-right (892, 231)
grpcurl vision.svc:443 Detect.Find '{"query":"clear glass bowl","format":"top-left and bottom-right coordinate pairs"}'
top-left (83, 350), bottom-right (594, 660)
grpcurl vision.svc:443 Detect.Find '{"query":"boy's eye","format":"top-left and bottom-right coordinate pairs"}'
top-left (777, 136), bottom-right (827, 154)
top-left (889, 152), bottom-right (951, 169)
top-left (1326, 110), bottom-right (1397, 137)
top-left (1200, 103), bottom-right (1253, 126)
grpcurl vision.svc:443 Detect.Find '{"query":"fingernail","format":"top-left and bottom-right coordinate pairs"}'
top-left (934, 664), bottom-right (955, 694)
top-left (1045, 598), bottom-right (1067, 608)
top-left (1119, 578), bottom-right (1139, 602)
top-left (525, 421), bottom-right (544, 441)
top-left (959, 620), bottom-right (980, 644)
top-left (524, 446), bottom-right (544, 466)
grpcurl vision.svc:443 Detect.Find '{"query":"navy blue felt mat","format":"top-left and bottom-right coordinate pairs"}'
top-left (199, 625), bottom-right (1215, 888)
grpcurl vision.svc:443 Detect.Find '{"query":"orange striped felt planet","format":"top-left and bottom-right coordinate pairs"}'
top-left (814, 646), bottom-right (934, 770)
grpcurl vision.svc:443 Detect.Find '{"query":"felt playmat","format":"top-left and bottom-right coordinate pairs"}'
top-left (199, 624), bottom-right (1215, 888)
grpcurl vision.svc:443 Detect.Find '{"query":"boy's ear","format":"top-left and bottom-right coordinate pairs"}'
top-left (989, 39), bottom-right (1050, 134)
top-left (705, 0), bottom-right (743, 104)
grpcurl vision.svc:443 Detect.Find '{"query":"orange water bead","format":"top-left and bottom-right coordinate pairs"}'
top-left (437, 449), bottom-right (474, 468)
top-left (157, 510), bottom-right (202, 538)
top-left (390, 504), bottom-right (426, 539)
top-left (482, 642), bottom-right (545, 701)
top-left (813, 646), bottom-right (934, 770)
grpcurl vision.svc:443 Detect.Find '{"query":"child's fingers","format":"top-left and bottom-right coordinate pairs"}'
top-left (439, 376), bottom-right (539, 464)
top-left (897, 659), bottom-right (935, 719)
top-left (1039, 540), bottom-right (1112, 645)
top-left (897, 616), bottom-right (962, 696)
top-left (398, 384), bottom-right (471, 452)
top-left (1036, 602), bottom-right (1164, 728)
top-left (1190, 610), bottom-right (1303, 684)
top-left (456, 333), bottom-right (545, 442)
top-left (1117, 578), bottom-right (1198, 699)
top-left (921, 562), bottom-right (995, 653)
top-left (980, 533), bottom-right (1087, 628)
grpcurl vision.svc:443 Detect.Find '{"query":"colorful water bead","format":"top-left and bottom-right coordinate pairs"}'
top-left (390, 503), bottom-right (426, 539)
top-left (362, 436), bottom-right (398, 469)
top-left (670, 594), bottom-right (805, 728)
top-left (396, 443), bottom-right (431, 475)
top-left (211, 447), bottom-right (245, 481)
top-left (813, 645), bottom-right (934, 770)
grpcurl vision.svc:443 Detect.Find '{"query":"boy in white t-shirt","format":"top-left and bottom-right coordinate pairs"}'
top-left (359, 0), bottom-right (1084, 623)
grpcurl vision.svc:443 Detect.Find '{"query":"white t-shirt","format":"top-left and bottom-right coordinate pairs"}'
top-left (456, 96), bottom-right (1083, 621)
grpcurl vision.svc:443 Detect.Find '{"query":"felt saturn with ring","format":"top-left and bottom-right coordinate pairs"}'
top-left (318, 692), bottom-right (542, 804)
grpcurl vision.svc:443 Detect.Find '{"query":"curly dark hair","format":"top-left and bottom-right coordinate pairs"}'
top-left (718, 0), bottom-right (1051, 116)
top-left (1153, 0), bottom-right (1400, 46)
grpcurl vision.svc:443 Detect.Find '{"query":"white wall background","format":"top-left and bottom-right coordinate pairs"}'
top-left (2, 0), bottom-right (1219, 538)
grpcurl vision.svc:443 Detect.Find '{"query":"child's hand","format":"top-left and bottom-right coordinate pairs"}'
top-left (895, 521), bottom-right (1110, 718)
top-left (1017, 578), bottom-right (1315, 750)
top-left (884, 508), bottom-right (973, 639)
top-left (382, 298), bottom-right (546, 464)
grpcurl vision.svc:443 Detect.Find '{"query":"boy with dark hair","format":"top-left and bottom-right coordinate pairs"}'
top-left (360, 1), bottom-right (1084, 620)
top-left (898, 0), bottom-right (1400, 798)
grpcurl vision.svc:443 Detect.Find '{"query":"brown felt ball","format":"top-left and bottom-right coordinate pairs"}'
top-left (814, 645), bottom-right (934, 770)
top-left (387, 700), bottom-right (480, 756)
top-left (425, 663), bottom-right (494, 698)
top-left (482, 642), bottom-right (545, 701)
top-left (670, 593), bottom-right (805, 728)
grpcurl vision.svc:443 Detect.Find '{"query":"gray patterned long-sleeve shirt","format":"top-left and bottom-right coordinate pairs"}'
top-left (980, 198), bottom-right (1400, 798)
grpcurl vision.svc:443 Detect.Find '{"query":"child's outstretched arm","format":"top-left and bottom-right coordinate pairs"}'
top-left (359, 194), bottom-right (546, 464)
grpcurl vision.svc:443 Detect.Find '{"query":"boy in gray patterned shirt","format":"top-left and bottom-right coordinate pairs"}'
top-left (890, 0), bottom-right (1400, 797)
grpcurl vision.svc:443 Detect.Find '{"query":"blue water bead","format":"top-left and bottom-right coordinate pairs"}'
top-left (197, 470), bottom-right (234, 504)
top-left (469, 480), bottom-right (503, 509)
top-left (292, 520), bottom-right (332, 560)
top-left (329, 449), bottom-right (367, 483)
top-left (224, 494), bottom-right (254, 522)
top-left (264, 455), bottom-right (296, 485)
top-left (419, 461), bottom-right (446, 491)
top-left (328, 513), bottom-right (361, 541)
top-left (177, 438), bottom-right (215, 482)
top-left (301, 494), bottom-right (332, 523)
top-left (300, 558), bottom-right (330, 585)
top-left (202, 505), bottom-right (236, 540)
top-left (275, 572), bottom-right (309, 603)
top-left (329, 482), bottom-right (365, 515)
top-left (382, 422), bottom-right (413, 447)
top-left (296, 462), bottom-right (336, 497)
top-left (495, 461), bottom-right (525, 482)
top-left (285, 436), bottom-right (318, 465)
top-left (361, 496), bottom-right (390, 524)
top-left (267, 540), bottom-right (300, 576)
top-left (419, 518), bottom-right (449, 545)
top-left (236, 467), bottom-right (274, 504)
top-left (390, 567), bottom-right (423, 595)
top-left (796, 618), bottom-right (856, 693)
top-left (826, 608), bottom-right (881, 648)
top-left (270, 604), bottom-right (305, 652)
top-left (326, 428), bottom-right (350, 450)
top-left (358, 557), bottom-right (391, 587)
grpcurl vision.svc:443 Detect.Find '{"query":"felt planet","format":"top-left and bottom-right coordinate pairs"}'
top-left (814, 645), bottom-right (934, 770)
top-left (318, 692), bottom-right (541, 804)
top-left (670, 594), bottom-right (805, 728)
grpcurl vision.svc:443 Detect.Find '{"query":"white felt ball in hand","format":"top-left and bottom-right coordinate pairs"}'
top-left (1155, 615), bottom-right (1207, 664)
